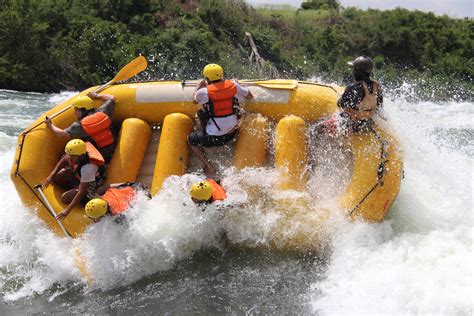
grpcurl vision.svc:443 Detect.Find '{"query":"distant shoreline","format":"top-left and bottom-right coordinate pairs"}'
top-left (246, 0), bottom-right (473, 19)
top-left (0, 0), bottom-right (471, 100)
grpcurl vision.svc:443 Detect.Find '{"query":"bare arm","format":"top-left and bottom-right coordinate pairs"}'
top-left (42, 156), bottom-right (68, 189)
top-left (87, 91), bottom-right (116, 102)
top-left (45, 116), bottom-right (71, 138)
top-left (57, 182), bottom-right (89, 220)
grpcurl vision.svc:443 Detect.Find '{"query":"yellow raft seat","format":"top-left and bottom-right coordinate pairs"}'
top-left (10, 80), bottom-right (403, 241)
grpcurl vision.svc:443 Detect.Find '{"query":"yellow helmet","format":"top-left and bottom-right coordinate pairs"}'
top-left (190, 181), bottom-right (212, 202)
top-left (85, 198), bottom-right (108, 219)
top-left (74, 96), bottom-right (94, 110)
top-left (203, 64), bottom-right (224, 81)
top-left (65, 139), bottom-right (86, 156)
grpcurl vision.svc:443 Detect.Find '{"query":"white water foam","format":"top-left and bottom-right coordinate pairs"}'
top-left (310, 97), bottom-right (473, 314)
top-left (0, 89), bottom-right (472, 314)
top-left (77, 168), bottom-right (294, 289)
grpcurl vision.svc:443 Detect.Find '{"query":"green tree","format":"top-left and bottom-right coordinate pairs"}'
top-left (301, 0), bottom-right (340, 11)
top-left (0, 0), bottom-right (471, 100)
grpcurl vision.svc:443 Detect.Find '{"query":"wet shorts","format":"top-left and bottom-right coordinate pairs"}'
top-left (188, 130), bottom-right (237, 147)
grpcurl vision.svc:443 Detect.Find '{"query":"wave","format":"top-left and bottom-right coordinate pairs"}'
top-left (310, 96), bottom-right (473, 314)
top-left (0, 88), bottom-right (472, 314)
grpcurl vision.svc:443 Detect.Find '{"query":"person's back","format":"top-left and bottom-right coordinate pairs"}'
top-left (316, 55), bottom-right (383, 135)
top-left (338, 56), bottom-right (383, 130)
top-left (188, 63), bottom-right (253, 176)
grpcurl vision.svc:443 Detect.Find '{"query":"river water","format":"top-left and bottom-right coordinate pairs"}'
top-left (0, 86), bottom-right (472, 314)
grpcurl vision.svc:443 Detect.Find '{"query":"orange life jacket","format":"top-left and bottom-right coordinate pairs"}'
top-left (206, 179), bottom-right (227, 201)
top-left (206, 80), bottom-right (238, 117)
top-left (102, 186), bottom-right (137, 216)
top-left (80, 112), bottom-right (114, 148)
top-left (68, 142), bottom-right (105, 181)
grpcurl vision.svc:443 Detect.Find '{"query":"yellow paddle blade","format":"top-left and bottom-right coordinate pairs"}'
top-left (241, 79), bottom-right (298, 90)
top-left (112, 55), bottom-right (148, 83)
top-left (73, 247), bottom-right (94, 286)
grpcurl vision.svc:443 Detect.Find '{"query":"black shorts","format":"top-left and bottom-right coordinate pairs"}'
top-left (99, 142), bottom-right (116, 163)
top-left (188, 130), bottom-right (237, 147)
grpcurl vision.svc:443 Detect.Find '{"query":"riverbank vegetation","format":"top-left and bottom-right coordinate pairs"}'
top-left (0, 0), bottom-right (472, 100)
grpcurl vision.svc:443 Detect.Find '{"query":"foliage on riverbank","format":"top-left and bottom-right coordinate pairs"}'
top-left (0, 0), bottom-right (472, 100)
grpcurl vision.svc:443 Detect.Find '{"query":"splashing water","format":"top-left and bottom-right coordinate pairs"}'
top-left (0, 87), bottom-right (472, 314)
top-left (310, 96), bottom-right (473, 314)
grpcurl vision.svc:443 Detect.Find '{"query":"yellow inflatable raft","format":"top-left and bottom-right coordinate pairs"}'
top-left (10, 80), bottom-right (403, 241)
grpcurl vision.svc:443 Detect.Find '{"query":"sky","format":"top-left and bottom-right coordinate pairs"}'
top-left (246, 0), bottom-right (474, 18)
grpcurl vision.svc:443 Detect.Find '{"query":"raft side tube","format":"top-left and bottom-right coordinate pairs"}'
top-left (106, 81), bottom-right (339, 124)
top-left (340, 126), bottom-right (404, 222)
top-left (361, 129), bottom-right (403, 221)
top-left (151, 113), bottom-right (193, 195)
top-left (244, 84), bottom-right (339, 122)
top-left (110, 83), bottom-right (198, 124)
top-left (11, 123), bottom-right (91, 237)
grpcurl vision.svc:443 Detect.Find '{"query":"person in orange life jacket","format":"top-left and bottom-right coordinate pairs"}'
top-left (84, 182), bottom-right (151, 222)
top-left (317, 56), bottom-right (383, 135)
top-left (45, 91), bottom-right (117, 163)
top-left (41, 139), bottom-right (106, 220)
top-left (189, 179), bottom-right (227, 205)
top-left (187, 64), bottom-right (253, 176)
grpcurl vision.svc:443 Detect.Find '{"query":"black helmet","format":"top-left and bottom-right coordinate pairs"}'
top-left (348, 56), bottom-right (374, 74)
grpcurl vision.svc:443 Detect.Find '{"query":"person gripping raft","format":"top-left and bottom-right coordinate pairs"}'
top-left (189, 179), bottom-right (227, 205)
top-left (42, 139), bottom-right (106, 220)
top-left (187, 64), bottom-right (253, 177)
top-left (318, 55), bottom-right (383, 135)
top-left (45, 91), bottom-right (117, 163)
top-left (85, 182), bottom-right (150, 222)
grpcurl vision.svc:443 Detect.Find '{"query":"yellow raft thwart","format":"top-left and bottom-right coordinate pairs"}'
top-left (11, 80), bottom-right (403, 243)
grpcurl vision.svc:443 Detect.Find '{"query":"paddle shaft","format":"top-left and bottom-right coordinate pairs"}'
top-left (181, 80), bottom-right (294, 87)
top-left (35, 185), bottom-right (71, 238)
